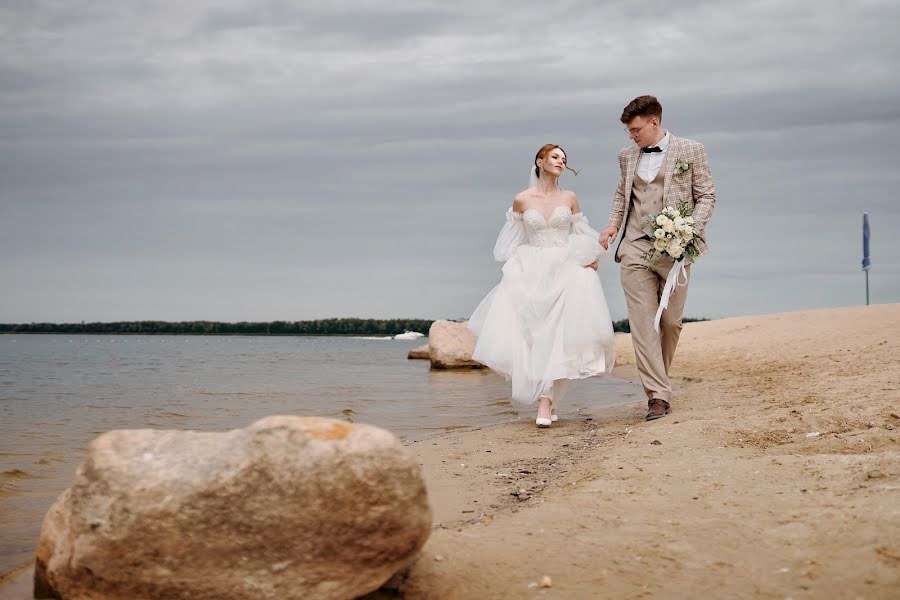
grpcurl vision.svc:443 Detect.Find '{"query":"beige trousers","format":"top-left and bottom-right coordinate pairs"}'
top-left (616, 238), bottom-right (691, 402)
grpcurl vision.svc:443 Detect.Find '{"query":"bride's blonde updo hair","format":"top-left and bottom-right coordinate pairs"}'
top-left (534, 144), bottom-right (580, 180)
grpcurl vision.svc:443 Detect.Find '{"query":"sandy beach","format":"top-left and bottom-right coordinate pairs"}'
top-left (384, 304), bottom-right (899, 599)
top-left (2, 304), bottom-right (898, 599)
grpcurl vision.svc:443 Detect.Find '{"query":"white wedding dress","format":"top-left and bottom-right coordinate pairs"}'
top-left (468, 205), bottom-right (616, 406)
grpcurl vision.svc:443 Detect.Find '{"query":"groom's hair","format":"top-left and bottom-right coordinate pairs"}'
top-left (621, 95), bottom-right (662, 123)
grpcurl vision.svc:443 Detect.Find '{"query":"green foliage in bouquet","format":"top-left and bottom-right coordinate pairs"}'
top-left (641, 202), bottom-right (705, 266)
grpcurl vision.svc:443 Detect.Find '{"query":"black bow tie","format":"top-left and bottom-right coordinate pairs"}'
top-left (641, 146), bottom-right (662, 153)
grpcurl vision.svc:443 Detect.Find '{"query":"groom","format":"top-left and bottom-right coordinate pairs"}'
top-left (599, 95), bottom-right (717, 421)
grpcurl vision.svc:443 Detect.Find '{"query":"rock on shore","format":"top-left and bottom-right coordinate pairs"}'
top-left (407, 343), bottom-right (430, 360)
top-left (34, 416), bottom-right (432, 600)
top-left (427, 320), bottom-right (485, 370)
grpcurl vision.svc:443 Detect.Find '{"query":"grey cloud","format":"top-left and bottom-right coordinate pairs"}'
top-left (1, 0), bottom-right (899, 322)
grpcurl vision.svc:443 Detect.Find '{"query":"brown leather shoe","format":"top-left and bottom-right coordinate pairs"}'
top-left (646, 398), bottom-right (670, 421)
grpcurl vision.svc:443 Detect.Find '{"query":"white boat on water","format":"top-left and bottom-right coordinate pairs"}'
top-left (392, 331), bottom-right (425, 340)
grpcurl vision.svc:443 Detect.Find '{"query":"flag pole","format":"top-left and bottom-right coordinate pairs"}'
top-left (862, 212), bottom-right (871, 306)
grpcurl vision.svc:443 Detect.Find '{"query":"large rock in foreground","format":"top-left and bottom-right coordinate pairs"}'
top-left (428, 320), bottom-right (485, 369)
top-left (34, 416), bottom-right (432, 600)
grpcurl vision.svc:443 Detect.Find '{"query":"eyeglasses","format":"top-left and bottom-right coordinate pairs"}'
top-left (625, 119), bottom-right (655, 137)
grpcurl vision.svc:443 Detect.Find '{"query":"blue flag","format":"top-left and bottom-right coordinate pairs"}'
top-left (862, 213), bottom-right (871, 271)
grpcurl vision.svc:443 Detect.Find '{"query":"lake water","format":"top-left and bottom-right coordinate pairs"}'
top-left (0, 334), bottom-right (639, 576)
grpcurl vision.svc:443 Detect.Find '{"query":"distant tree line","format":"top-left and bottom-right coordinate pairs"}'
top-left (610, 317), bottom-right (708, 334)
top-left (0, 319), bottom-right (436, 336)
top-left (0, 317), bottom-right (707, 336)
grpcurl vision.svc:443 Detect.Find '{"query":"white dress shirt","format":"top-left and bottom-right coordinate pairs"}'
top-left (636, 131), bottom-right (670, 183)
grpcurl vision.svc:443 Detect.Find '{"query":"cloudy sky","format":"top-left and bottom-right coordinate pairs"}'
top-left (1, 0), bottom-right (898, 323)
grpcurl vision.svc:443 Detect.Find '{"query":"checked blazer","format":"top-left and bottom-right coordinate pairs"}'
top-left (607, 135), bottom-right (716, 260)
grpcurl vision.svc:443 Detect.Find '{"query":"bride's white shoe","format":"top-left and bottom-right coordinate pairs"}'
top-left (536, 397), bottom-right (553, 428)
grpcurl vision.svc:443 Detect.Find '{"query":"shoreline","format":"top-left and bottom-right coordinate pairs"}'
top-left (0, 375), bottom-right (638, 586)
top-left (3, 305), bottom-right (898, 598)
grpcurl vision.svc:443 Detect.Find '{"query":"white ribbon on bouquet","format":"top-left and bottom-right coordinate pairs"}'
top-left (654, 259), bottom-right (689, 332)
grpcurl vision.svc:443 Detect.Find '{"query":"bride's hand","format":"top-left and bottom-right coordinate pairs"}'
top-left (584, 261), bottom-right (598, 270)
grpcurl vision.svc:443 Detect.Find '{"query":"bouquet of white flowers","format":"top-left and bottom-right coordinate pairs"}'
top-left (642, 203), bottom-right (704, 265)
top-left (641, 203), bottom-right (704, 332)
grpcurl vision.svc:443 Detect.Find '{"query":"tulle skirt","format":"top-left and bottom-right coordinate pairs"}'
top-left (468, 239), bottom-right (616, 406)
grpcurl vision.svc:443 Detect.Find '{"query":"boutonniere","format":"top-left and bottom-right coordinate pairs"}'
top-left (674, 160), bottom-right (692, 175)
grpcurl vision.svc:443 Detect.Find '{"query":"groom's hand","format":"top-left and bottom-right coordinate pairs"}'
top-left (599, 226), bottom-right (618, 250)
top-left (585, 261), bottom-right (598, 270)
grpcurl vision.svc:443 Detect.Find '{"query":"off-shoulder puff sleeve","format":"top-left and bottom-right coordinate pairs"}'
top-left (568, 212), bottom-right (607, 266)
top-left (492, 208), bottom-right (527, 262)
top-left (570, 211), bottom-right (601, 239)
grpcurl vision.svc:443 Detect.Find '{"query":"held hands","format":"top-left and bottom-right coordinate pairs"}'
top-left (599, 227), bottom-right (618, 250)
top-left (584, 261), bottom-right (598, 271)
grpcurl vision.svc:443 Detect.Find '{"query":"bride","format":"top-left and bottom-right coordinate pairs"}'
top-left (468, 144), bottom-right (616, 428)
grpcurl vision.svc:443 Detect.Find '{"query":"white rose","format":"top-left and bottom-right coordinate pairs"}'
top-left (682, 230), bottom-right (694, 242)
top-left (673, 217), bottom-right (685, 228)
top-left (654, 228), bottom-right (666, 239)
top-left (655, 215), bottom-right (670, 226)
top-left (685, 216), bottom-right (695, 224)
top-left (662, 222), bottom-right (674, 233)
top-left (683, 225), bottom-right (693, 235)
top-left (667, 241), bottom-right (684, 258)
top-left (654, 238), bottom-right (668, 252)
